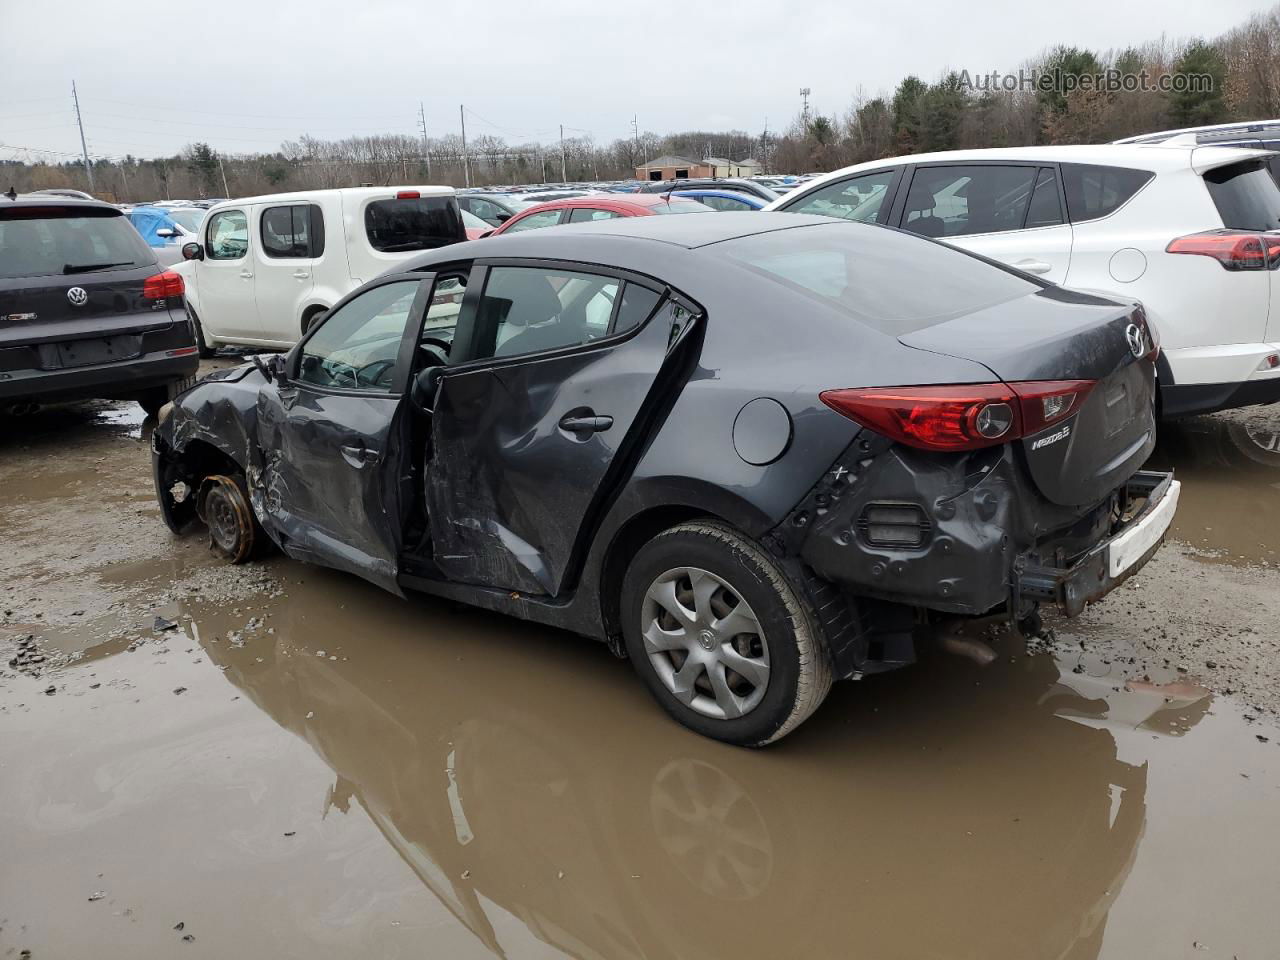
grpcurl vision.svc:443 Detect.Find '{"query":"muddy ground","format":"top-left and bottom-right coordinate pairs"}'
top-left (2, 361), bottom-right (1279, 959)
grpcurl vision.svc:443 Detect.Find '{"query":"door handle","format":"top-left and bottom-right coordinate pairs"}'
top-left (293, 270), bottom-right (309, 280)
top-left (1013, 258), bottom-right (1052, 275)
top-left (340, 444), bottom-right (381, 467)
top-left (240, 270), bottom-right (254, 279)
top-left (558, 413), bottom-right (613, 434)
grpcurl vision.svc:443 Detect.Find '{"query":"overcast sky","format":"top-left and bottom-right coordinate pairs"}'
top-left (2, 0), bottom-right (1276, 162)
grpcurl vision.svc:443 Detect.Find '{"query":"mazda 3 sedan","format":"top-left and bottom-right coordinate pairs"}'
top-left (152, 213), bottom-right (1178, 745)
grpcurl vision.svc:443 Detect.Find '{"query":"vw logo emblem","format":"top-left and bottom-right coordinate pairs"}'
top-left (66, 287), bottom-right (89, 306)
top-left (1125, 323), bottom-right (1146, 359)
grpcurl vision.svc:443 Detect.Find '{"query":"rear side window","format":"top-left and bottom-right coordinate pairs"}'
top-left (613, 282), bottom-right (663, 334)
top-left (1061, 164), bottom-right (1153, 223)
top-left (649, 199), bottom-right (713, 215)
top-left (0, 209), bottom-right (151, 279)
top-left (900, 165), bottom-right (1038, 238)
top-left (567, 207), bottom-right (621, 223)
top-left (1203, 161), bottom-right (1280, 231)
top-left (260, 204), bottom-right (324, 259)
top-left (713, 222), bottom-right (1038, 335)
top-left (364, 197), bottom-right (463, 252)
top-left (1025, 168), bottom-right (1064, 228)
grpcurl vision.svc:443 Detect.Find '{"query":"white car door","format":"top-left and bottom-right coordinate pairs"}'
top-left (252, 202), bottom-right (317, 344)
top-left (896, 163), bottom-right (1074, 284)
top-left (198, 208), bottom-right (260, 341)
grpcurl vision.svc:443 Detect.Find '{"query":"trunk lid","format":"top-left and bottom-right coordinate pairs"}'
top-left (899, 286), bottom-right (1158, 507)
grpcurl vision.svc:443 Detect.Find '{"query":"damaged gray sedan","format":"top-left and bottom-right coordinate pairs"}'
top-left (152, 213), bottom-right (1179, 745)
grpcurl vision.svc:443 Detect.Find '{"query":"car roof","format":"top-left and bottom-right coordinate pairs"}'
top-left (522, 193), bottom-right (703, 211)
top-left (1, 195), bottom-right (123, 215)
top-left (208, 185), bottom-right (455, 207)
top-left (1114, 119), bottom-right (1280, 144)
top-left (414, 212), bottom-right (833, 265)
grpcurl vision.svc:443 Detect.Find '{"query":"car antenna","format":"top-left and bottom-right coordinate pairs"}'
top-left (3, 187), bottom-right (15, 201)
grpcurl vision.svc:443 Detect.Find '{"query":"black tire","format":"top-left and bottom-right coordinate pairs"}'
top-left (198, 474), bottom-right (262, 564)
top-left (620, 520), bottom-right (832, 746)
top-left (187, 305), bottom-right (217, 359)
top-left (136, 375), bottom-right (199, 418)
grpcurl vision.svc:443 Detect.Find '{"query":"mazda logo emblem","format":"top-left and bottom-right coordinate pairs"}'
top-left (1125, 323), bottom-right (1146, 359)
top-left (66, 287), bottom-right (89, 306)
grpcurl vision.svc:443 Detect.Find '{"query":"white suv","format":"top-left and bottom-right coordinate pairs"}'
top-left (178, 186), bottom-right (465, 355)
top-left (765, 143), bottom-right (1280, 417)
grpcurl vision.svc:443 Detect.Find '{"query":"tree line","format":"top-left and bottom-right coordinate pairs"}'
top-left (5, 5), bottom-right (1279, 202)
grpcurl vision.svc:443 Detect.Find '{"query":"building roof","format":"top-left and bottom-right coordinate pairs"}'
top-left (637, 155), bottom-right (701, 169)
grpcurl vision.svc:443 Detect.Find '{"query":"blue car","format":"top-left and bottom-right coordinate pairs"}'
top-left (668, 188), bottom-right (765, 211)
top-left (127, 206), bottom-right (203, 264)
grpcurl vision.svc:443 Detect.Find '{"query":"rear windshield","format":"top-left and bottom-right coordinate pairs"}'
top-left (364, 197), bottom-right (463, 253)
top-left (650, 199), bottom-right (713, 215)
top-left (712, 222), bottom-right (1038, 334)
top-left (1204, 161), bottom-right (1280, 231)
top-left (0, 208), bottom-right (152, 280)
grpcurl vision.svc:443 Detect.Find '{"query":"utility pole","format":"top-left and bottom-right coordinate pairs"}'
top-left (417, 102), bottom-right (431, 177)
top-left (118, 159), bottom-right (130, 202)
top-left (631, 115), bottom-right (641, 172)
top-left (218, 156), bottom-right (230, 198)
top-left (762, 116), bottom-right (770, 173)
top-left (559, 125), bottom-right (567, 182)
top-left (800, 88), bottom-right (812, 129)
top-left (459, 104), bottom-right (470, 188)
top-left (71, 80), bottom-right (94, 193)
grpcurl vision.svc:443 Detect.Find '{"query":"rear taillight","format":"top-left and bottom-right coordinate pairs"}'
top-left (820, 380), bottom-right (1097, 452)
top-left (143, 271), bottom-right (184, 299)
top-left (1166, 230), bottom-right (1280, 271)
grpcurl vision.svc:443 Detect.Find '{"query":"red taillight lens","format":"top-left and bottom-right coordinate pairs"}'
top-left (820, 384), bottom-right (1020, 451)
top-left (1166, 230), bottom-right (1280, 271)
top-left (142, 271), bottom-right (184, 299)
top-left (396, 190), bottom-right (421, 199)
top-left (821, 380), bottom-right (1098, 451)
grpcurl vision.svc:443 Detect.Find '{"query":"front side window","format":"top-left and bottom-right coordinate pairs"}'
top-left (260, 205), bottom-right (311, 258)
top-left (783, 169), bottom-right (897, 223)
top-left (901, 165), bottom-right (1038, 238)
top-left (206, 210), bottom-right (249, 260)
top-left (298, 280), bottom-right (421, 392)
top-left (1061, 164), bottom-right (1154, 223)
top-left (471, 266), bottom-right (620, 360)
top-left (364, 197), bottom-right (462, 252)
top-left (467, 197), bottom-right (508, 226)
top-left (504, 209), bottom-right (563, 233)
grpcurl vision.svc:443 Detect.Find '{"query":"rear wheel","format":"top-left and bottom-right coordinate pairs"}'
top-left (187, 306), bottom-right (217, 359)
top-left (621, 520), bottom-right (832, 746)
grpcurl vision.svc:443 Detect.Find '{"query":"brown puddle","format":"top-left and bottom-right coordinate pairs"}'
top-left (3, 570), bottom-right (1278, 959)
top-left (1149, 406), bottom-right (1280, 566)
top-left (3, 391), bottom-right (1280, 958)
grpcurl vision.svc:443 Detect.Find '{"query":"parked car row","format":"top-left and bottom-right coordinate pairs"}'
top-left (12, 123), bottom-right (1279, 746)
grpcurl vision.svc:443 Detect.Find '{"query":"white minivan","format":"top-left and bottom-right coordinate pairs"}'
top-left (178, 187), bottom-right (466, 354)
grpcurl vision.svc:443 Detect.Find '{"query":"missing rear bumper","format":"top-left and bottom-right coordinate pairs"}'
top-left (1015, 471), bottom-right (1178, 617)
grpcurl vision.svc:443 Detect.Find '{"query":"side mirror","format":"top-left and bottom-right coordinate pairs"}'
top-left (479, 229), bottom-right (494, 239)
top-left (156, 227), bottom-right (178, 238)
top-left (181, 242), bottom-right (204, 261)
top-left (495, 212), bottom-right (512, 223)
top-left (411, 366), bottom-right (444, 413)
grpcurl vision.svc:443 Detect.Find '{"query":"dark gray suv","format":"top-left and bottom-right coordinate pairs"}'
top-left (0, 194), bottom-right (200, 415)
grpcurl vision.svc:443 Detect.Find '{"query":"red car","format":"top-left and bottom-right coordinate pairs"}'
top-left (488, 193), bottom-right (712, 235)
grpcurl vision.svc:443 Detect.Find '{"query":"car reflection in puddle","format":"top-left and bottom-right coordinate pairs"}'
top-left (190, 584), bottom-right (1202, 960)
